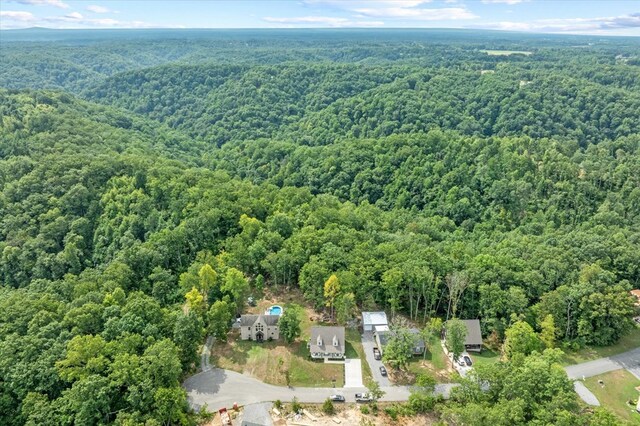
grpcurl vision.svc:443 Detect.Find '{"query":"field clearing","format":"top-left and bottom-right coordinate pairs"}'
top-left (583, 370), bottom-right (640, 424)
top-left (212, 335), bottom-right (345, 387)
top-left (480, 49), bottom-right (533, 56)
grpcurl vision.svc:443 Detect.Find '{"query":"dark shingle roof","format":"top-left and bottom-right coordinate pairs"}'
top-left (240, 314), bottom-right (280, 327)
top-left (462, 319), bottom-right (483, 346)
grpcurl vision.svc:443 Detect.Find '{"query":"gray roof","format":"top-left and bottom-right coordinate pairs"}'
top-left (309, 326), bottom-right (345, 354)
top-left (409, 328), bottom-right (426, 348)
top-left (362, 311), bottom-right (388, 326)
top-left (462, 319), bottom-right (483, 346)
top-left (240, 314), bottom-right (280, 327)
top-left (376, 330), bottom-right (390, 347)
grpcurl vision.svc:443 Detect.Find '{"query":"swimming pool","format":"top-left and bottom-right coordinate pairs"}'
top-left (266, 305), bottom-right (283, 316)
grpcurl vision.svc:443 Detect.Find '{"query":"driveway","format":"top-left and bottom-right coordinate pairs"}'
top-left (361, 332), bottom-right (391, 386)
top-left (573, 382), bottom-right (600, 406)
top-left (344, 359), bottom-right (364, 388)
top-left (564, 346), bottom-right (640, 406)
top-left (565, 347), bottom-right (640, 380)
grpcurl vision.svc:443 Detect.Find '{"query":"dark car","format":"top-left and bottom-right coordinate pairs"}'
top-left (463, 355), bottom-right (472, 366)
top-left (330, 394), bottom-right (345, 402)
top-left (379, 366), bottom-right (388, 376)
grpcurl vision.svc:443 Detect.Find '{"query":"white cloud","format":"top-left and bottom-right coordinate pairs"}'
top-left (64, 11), bottom-right (82, 19)
top-left (304, 0), bottom-right (432, 7)
top-left (476, 13), bottom-right (640, 34)
top-left (263, 15), bottom-right (384, 27)
top-left (353, 7), bottom-right (477, 20)
top-left (482, 0), bottom-right (527, 4)
top-left (86, 5), bottom-right (110, 14)
top-left (3, 0), bottom-right (69, 8)
top-left (0, 10), bottom-right (36, 28)
top-left (0, 10), bottom-right (35, 20)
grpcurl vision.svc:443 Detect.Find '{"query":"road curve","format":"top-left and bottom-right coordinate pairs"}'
top-left (183, 368), bottom-right (457, 410)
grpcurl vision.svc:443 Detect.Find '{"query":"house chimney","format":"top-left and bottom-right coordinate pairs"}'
top-left (333, 335), bottom-right (339, 347)
top-left (317, 334), bottom-right (323, 346)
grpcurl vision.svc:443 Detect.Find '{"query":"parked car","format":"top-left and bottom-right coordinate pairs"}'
top-left (456, 357), bottom-right (465, 367)
top-left (379, 366), bottom-right (388, 376)
top-left (373, 347), bottom-right (381, 360)
top-left (355, 393), bottom-right (373, 402)
top-left (330, 394), bottom-right (345, 402)
top-left (463, 355), bottom-right (473, 366)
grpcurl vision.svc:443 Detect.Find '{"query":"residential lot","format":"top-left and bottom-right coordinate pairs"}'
top-left (583, 370), bottom-right (640, 424)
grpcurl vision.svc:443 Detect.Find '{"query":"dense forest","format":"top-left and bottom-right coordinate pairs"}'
top-left (1, 29), bottom-right (639, 425)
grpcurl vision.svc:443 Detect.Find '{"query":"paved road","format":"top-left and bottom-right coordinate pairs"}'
top-left (185, 335), bottom-right (457, 410)
top-left (565, 346), bottom-right (640, 406)
top-left (565, 347), bottom-right (640, 380)
top-left (361, 332), bottom-right (391, 386)
top-left (184, 367), bottom-right (458, 410)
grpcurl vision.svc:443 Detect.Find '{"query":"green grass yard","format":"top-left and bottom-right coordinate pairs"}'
top-left (562, 326), bottom-right (640, 366)
top-left (469, 346), bottom-right (500, 368)
top-left (212, 335), bottom-right (345, 387)
top-left (583, 370), bottom-right (640, 424)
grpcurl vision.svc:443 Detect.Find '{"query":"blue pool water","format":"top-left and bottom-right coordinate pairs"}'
top-left (267, 305), bottom-right (283, 316)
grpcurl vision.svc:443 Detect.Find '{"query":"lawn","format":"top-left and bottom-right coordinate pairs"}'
top-left (583, 370), bottom-right (640, 424)
top-left (561, 326), bottom-right (640, 366)
top-left (392, 339), bottom-right (456, 385)
top-left (480, 49), bottom-right (533, 56)
top-left (212, 334), bottom-right (344, 387)
top-left (469, 346), bottom-right (500, 368)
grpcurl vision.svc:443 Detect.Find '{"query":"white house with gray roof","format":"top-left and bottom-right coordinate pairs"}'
top-left (240, 314), bottom-right (280, 342)
top-left (308, 326), bottom-right (345, 360)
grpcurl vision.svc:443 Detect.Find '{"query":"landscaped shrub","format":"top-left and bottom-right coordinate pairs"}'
top-left (322, 398), bottom-right (335, 415)
top-left (291, 397), bottom-right (302, 414)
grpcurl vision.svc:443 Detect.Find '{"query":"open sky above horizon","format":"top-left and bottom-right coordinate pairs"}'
top-left (0, 0), bottom-right (639, 36)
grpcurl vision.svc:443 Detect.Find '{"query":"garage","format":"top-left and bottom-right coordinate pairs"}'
top-left (362, 311), bottom-right (388, 332)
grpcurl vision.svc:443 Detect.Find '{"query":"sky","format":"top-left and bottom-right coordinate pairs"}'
top-left (0, 0), bottom-right (639, 36)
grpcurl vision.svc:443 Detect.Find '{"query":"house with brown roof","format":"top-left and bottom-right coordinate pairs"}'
top-left (240, 314), bottom-right (280, 342)
top-left (308, 326), bottom-right (345, 360)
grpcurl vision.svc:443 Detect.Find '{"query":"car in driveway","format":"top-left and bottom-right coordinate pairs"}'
top-left (379, 366), bottom-right (388, 376)
top-left (373, 347), bottom-right (381, 360)
top-left (355, 393), bottom-right (373, 402)
top-left (456, 357), bottom-right (465, 367)
top-left (463, 355), bottom-right (472, 366)
top-left (330, 394), bottom-right (345, 402)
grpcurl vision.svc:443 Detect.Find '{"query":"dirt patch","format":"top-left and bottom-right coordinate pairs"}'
top-left (270, 403), bottom-right (439, 426)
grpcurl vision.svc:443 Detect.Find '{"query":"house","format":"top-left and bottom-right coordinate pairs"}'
top-left (240, 314), bottom-right (280, 342)
top-left (630, 290), bottom-right (640, 307)
top-left (374, 326), bottom-right (425, 356)
top-left (461, 319), bottom-right (483, 353)
top-left (408, 328), bottom-right (426, 355)
top-left (374, 325), bottom-right (390, 351)
top-left (362, 311), bottom-right (388, 332)
top-left (308, 326), bottom-right (345, 359)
